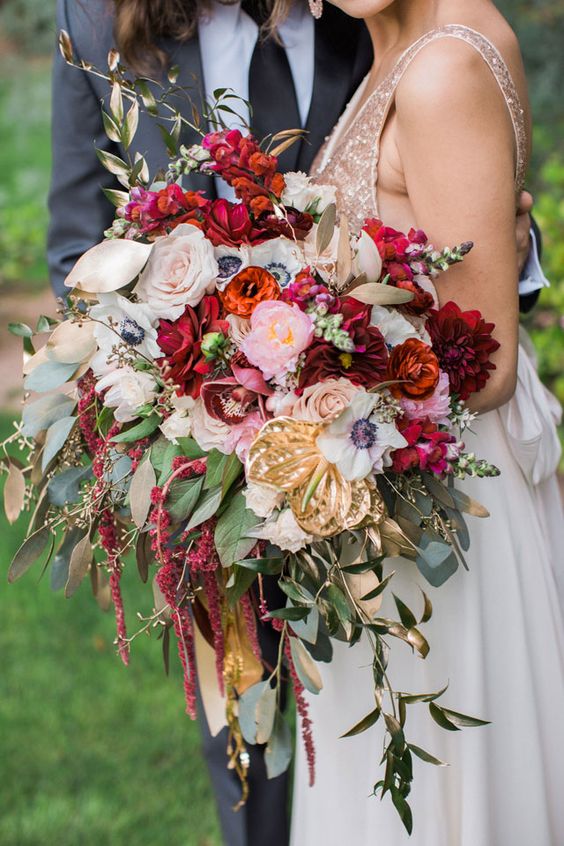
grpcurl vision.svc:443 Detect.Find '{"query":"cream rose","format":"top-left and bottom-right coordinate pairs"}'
top-left (190, 398), bottom-right (231, 453)
top-left (134, 224), bottom-right (218, 320)
top-left (290, 378), bottom-right (360, 423)
top-left (243, 482), bottom-right (284, 519)
top-left (281, 171), bottom-right (336, 214)
top-left (248, 508), bottom-right (315, 554)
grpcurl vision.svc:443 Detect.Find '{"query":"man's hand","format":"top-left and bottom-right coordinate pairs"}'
top-left (516, 190), bottom-right (534, 275)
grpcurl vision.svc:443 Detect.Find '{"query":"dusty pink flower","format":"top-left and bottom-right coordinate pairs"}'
top-left (241, 300), bottom-right (314, 381)
top-left (400, 370), bottom-right (451, 425)
top-left (224, 411), bottom-right (264, 462)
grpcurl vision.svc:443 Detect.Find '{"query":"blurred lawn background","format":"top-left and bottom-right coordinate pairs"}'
top-left (0, 1), bottom-right (562, 844)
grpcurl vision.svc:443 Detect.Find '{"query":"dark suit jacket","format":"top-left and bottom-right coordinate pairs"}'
top-left (47, 0), bottom-right (373, 297)
top-left (48, 1), bottom-right (540, 312)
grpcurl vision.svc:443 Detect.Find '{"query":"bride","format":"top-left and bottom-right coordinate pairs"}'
top-left (286, 0), bottom-right (564, 843)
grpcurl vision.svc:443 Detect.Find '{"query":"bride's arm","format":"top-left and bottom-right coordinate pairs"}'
top-left (395, 39), bottom-right (522, 413)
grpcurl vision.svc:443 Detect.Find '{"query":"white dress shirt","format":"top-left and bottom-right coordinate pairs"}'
top-left (198, 0), bottom-right (314, 200)
top-left (198, 3), bottom-right (548, 296)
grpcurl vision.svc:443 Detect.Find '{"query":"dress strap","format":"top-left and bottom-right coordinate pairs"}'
top-left (379, 24), bottom-right (528, 194)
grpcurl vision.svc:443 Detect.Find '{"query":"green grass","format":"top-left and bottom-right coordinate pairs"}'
top-left (0, 414), bottom-right (222, 846)
top-left (0, 57), bottom-right (52, 291)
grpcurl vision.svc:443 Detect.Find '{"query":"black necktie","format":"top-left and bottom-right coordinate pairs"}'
top-left (241, 0), bottom-right (302, 172)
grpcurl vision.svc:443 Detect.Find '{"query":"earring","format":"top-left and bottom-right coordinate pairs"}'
top-left (308, 0), bottom-right (323, 19)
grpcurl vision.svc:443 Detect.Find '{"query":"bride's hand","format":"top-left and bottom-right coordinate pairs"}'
top-left (395, 39), bottom-right (523, 414)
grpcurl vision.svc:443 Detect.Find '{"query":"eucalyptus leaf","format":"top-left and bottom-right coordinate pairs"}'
top-left (288, 606), bottom-right (319, 645)
top-left (416, 532), bottom-right (459, 588)
top-left (8, 527), bottom-right (51, 583)
top-left (450, 488), bottom-right (490, 518)
top-left (265, 711), bottom-right (292, 780)
top-left (42, 417), bottom-right (76, 472)
top-left (9, 322), bottom-right (34, 337)
top-left (239, 681), bottom-right (268, 745)
top-left (256, 684), bottom-right (277, 744)
top-left (51, 527), bottom-right (83, 591)
top-left (24, 361), bottom-right (78, 392)
top-left (48, 464), bottom-right (92, 506)
top-left (289, 636), bottom-right (323, 694)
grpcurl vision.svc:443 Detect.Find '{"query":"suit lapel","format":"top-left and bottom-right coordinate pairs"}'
top-left (297, 12), bottom-right (373, 173)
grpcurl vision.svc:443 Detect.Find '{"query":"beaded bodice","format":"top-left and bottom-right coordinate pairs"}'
top-left (311, 25), bottom-right (528, 232)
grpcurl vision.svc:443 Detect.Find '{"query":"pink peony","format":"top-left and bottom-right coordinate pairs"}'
top-left (400, 370), bottom-right (451, 425)
top-left (241, 301), bottom-right (314, 381)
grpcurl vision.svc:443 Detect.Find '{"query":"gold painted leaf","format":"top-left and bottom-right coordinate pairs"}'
top-left (347, 282), bottom-right (414, 306)
top-left (46, 320), bottom-right (97, 365)
top-left (64, 239), bottom-right (153, 293)
top-left (129, 457), bottom-right (156, 529)
top-left (316, 202), bottom-right (336, 256)
top-left (65, 532), bottom-right (93, 598)
top-left (4, 463), bottom-right (26, 525)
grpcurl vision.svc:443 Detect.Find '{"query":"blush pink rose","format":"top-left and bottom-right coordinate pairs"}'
top-left (287, 378), bottom-right (360, 423)
top-left (240, 300), bottom-right (314, 381)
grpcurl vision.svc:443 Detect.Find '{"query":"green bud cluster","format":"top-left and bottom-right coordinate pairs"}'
top-left (310, 308), bottom-right (355, 353)
top-left (167, 144), bottom-right (211, 181)
top-left (453, 453), bottom-right (501, 479)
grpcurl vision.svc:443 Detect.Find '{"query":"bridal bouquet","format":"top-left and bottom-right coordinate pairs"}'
top-left (1, 41), bottom-right (500, 832)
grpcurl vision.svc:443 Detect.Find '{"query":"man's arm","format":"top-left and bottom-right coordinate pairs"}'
top-left (516, 191), bottom-right (550, 314)
top-left (47, 0), bottom-right (118, 299)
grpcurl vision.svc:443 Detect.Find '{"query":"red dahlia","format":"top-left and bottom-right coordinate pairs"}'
top-left (157, 296), bottom-right (229, 398)
top-left (427, 300), bottom-right (500, 400)
top-left (298, 297), bottom-right (388, 392)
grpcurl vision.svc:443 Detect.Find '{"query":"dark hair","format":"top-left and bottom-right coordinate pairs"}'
top-left (112, 0), bottom-right (286, 73)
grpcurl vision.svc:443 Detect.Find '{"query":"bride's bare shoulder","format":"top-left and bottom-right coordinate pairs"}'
top-left (394, 13), bottom-right (529, 124)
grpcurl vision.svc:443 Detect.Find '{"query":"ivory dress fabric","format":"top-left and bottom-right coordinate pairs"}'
top-left (291, 26), bottom-right (564, 846)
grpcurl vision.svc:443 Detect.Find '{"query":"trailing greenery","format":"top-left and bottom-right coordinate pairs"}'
top-left (0, 412), bottom-right (222, 846)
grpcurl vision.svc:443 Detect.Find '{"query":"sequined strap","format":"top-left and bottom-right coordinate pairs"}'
top-left (382, 25), bottom-right (528, 193)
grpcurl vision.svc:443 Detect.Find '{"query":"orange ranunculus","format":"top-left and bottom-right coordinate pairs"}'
top-left (220, 266), bottom-right (280, 318)
top-left (387, 338), bottom-right (440, 400)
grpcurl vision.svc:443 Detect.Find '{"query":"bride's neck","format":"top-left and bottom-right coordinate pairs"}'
top-left (364, 0), bottom-right (455, 77)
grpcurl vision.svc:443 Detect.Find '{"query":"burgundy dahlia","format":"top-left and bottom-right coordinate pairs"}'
top-left (157, 295), bottom-right (229, 398)
top-left (427, 300), bottom-right (500, 400)
top-left (298, 297), bottom-right (388, 392)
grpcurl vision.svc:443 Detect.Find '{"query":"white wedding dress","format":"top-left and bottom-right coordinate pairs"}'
top-left (291, 26), bottom-right (564, 846)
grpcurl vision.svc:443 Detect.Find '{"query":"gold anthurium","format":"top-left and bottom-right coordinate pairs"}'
top-left (246, 417), bottom-right (385, 537)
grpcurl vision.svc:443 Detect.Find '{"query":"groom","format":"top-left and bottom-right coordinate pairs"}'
top-left (47, 2), bottom-right (548, 845)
